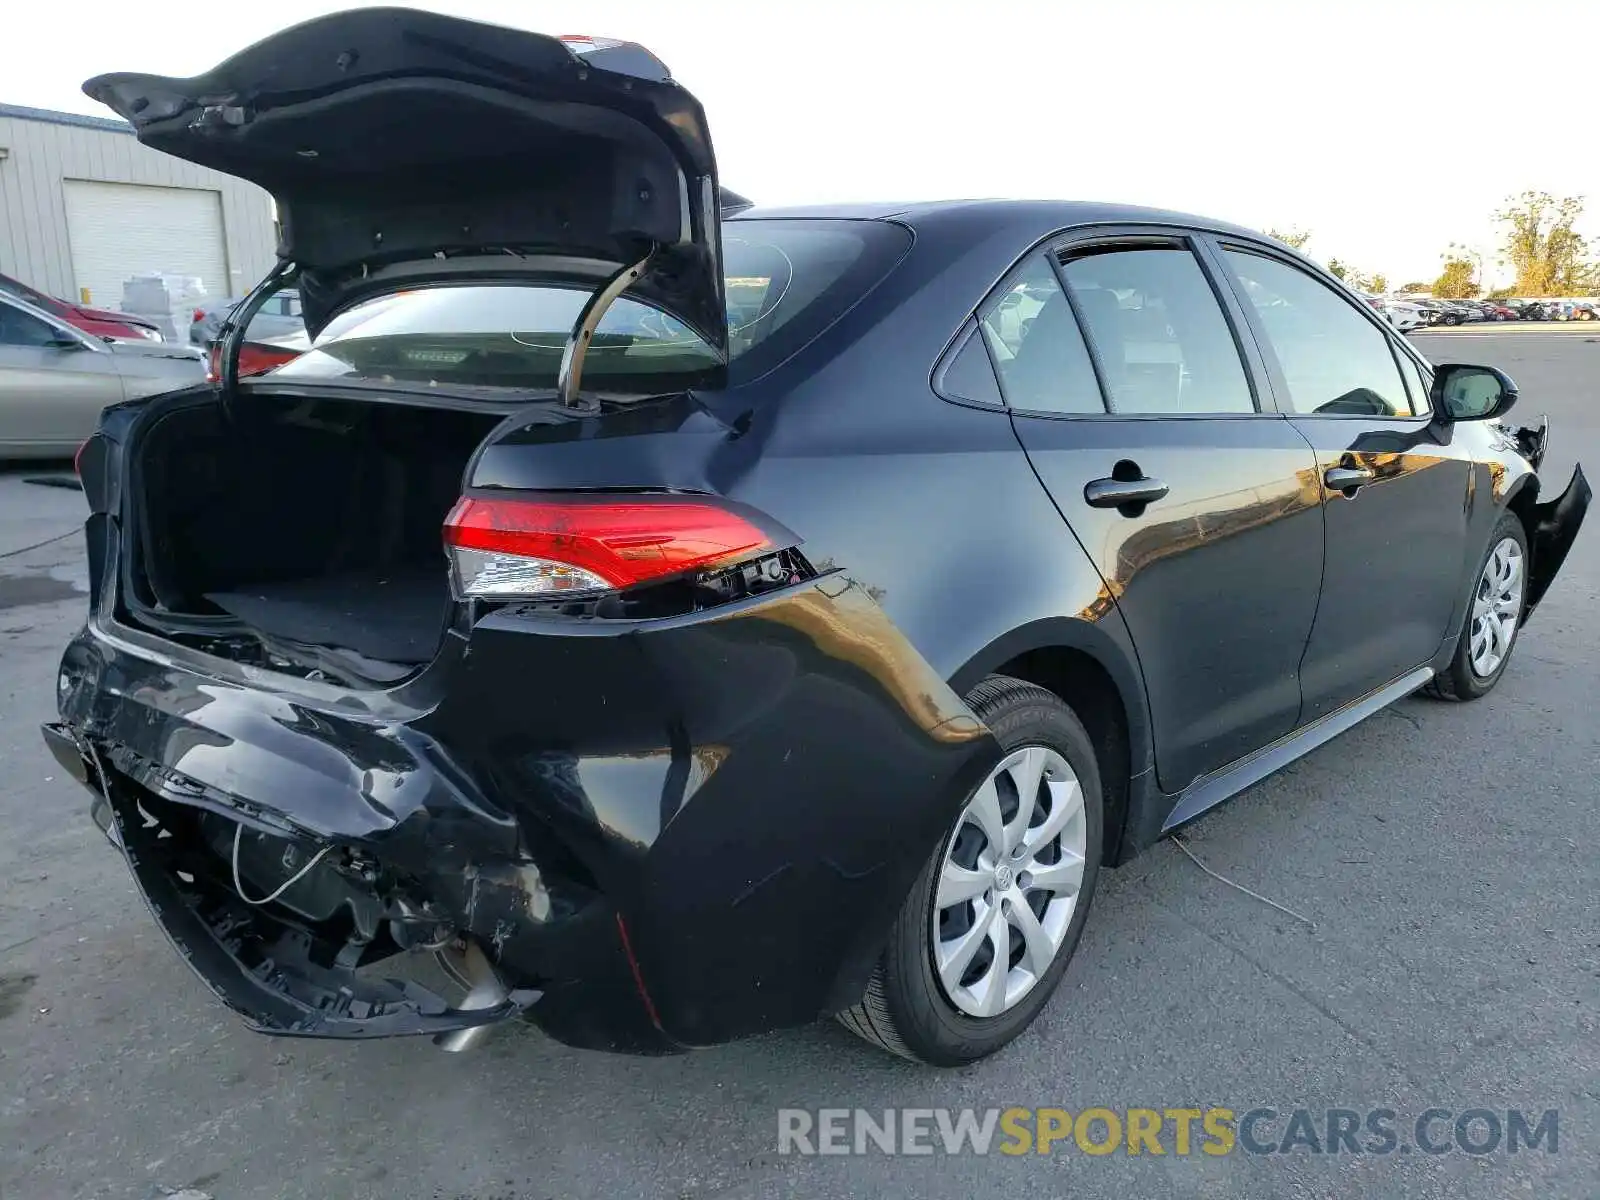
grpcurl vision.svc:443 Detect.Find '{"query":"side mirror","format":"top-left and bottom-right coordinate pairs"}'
top-left (1431, 363), bottom-right (1518, 423)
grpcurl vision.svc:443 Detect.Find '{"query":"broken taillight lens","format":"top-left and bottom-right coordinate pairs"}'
top-left (443, 494), bottom-right (776, 598)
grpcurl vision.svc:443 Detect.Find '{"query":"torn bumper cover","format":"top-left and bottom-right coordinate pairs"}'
top-left (1526, 463), bottom-right (1591, 617)
top-left (45, 577), bottom-right (992, 1051)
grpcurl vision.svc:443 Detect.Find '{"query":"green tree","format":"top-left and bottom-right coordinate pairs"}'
top-left (1328, 259), bottom-right (1377, 292)
top-left (1267, 228), bottom-right (1312, 251)
top-left (1495, 191), bottom-right (1595, 295)
top-left (1369, 273), bottom-right (1389, 294)
top-left (1397, 281), bottom-right (1430, 293)
top-left (1433, 255), bottom-right (1480, 298)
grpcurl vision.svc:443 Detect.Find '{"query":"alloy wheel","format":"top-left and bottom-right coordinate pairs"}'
top-left (1469, 536), bottom-right (1524, 677)
top-left (931, 745), bottom-right (1088, 1018)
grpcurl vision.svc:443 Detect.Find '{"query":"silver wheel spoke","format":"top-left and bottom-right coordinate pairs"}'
top-left (937, 904), bottom-right (996, 992)
top-left (1006, 899), bottom-right (1056, 980)
top-left (1025, 850), bottom-right (1085, 897)
top-left (965, 778), bottom-right (1006, 855)
top-left (972, 921), bottom-right (1011, 1016)
top-left (1001, 746), bottom-right (1047, 854)
top-left (938, 860), bottom-right (991, 907)
top-left (1025, 778), bottom-right (1084, 854)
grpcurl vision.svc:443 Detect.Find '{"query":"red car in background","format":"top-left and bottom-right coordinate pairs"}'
top-left (0, 270), bottom-right (165, 343)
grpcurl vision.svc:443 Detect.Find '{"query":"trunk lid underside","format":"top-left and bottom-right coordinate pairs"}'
top-left (84, 6), bottom-right (730, 352)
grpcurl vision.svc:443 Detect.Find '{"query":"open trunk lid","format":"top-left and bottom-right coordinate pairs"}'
top-left (84, 7), bottom-right (729, 355)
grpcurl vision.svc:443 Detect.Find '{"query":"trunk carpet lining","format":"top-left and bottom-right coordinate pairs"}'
top-left (204, 568), bottom-right (450, 664)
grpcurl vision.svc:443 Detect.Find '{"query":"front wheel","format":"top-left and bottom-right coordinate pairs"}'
top-left (1425, 513), bottom-right (1529, 701)
top-left (837, 675), bottom-right (1104, 1065)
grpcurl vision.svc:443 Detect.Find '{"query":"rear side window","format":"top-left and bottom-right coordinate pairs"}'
top-left (271, 219), bottom-right (911, 393)
top-left (937, 324), bottom-right (1003, 406)
top-left (1058, 246), bottom-right (1255, 414)
top-left (1223, 249), bottom-right (1414, 417)
top-left (979, 255), bottom-right (1104, 414)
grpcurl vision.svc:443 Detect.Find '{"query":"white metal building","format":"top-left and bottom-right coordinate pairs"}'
top-left (0, 102), bottom-right (276, 311)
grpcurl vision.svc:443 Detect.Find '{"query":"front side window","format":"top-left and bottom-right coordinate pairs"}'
top-left (270, 219), bottom-right (911, 393)
top-left (1058, 245), bottom-right (1255, 415)
top-left (1396, 348), bottom-right (1433, 415)
top-left (1223, 249), bottom-right (1414, 417)
top-left (978, 255), bottom-right (1103, 414)
top-left (0, 300), bottom-right (59, 348)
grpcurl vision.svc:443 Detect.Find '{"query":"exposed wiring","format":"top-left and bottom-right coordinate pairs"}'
top-left (1170, 834), bottom-right (1316, 930)
top-left (0, 528), bottom-right (76, 559)
top-left (232, 822), bottom-right (333, 906)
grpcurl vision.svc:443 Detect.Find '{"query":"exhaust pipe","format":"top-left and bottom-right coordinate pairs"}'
top-left (433, 940), bottom-right (511, 1053)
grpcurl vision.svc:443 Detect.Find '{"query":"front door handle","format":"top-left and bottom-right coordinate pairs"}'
top-left (1084, 475), bottom-right (1170, 510)
top-left (1324, 465), bottom-right (1376, 493)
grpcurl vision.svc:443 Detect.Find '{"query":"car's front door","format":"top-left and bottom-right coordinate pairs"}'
top-left (0, 297), bottom-right (124, 453)
top-left (1210, 242), bottom-right (1472, 723)
top-left (993, 234), bottom-right (1325, 794)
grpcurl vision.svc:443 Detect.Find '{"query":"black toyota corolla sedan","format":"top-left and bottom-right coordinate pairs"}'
top-left (45, 9), bottom-right (1589, 1067)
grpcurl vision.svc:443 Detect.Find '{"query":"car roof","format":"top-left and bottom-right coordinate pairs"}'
top-left (729, 198), bottom-right (1275, 244)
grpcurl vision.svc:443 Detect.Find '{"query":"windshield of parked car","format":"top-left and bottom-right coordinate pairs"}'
top-left (269, 219), bottom-right (911, 393)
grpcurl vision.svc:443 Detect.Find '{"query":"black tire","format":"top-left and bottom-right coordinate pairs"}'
top-left (1444, 312), bottom-right (1462, 325)
top-left (837, 675), bottom-right (1104, 1065)
top-left (1424, 512), bottom-right (1529, 701)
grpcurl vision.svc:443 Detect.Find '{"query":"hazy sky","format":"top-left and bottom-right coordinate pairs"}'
top-left (5, 0), bottom-right (1596, 286)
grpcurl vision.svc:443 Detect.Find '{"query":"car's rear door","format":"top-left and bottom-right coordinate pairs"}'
top-left (992, 230), bottom-right (1325, 794)
top-left (0, 297), bottom-right (125, 453)
top-left (1207, 240), bottom-right (1471, 722)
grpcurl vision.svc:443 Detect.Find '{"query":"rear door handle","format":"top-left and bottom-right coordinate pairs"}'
top-left (1084, 475), bottom-right (1170, 510)
top-left (1324, 465), bottom-right (1376, 493)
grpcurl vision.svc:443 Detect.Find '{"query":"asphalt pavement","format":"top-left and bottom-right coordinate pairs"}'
top-left (2, 329), bottom-right (1597, 1199)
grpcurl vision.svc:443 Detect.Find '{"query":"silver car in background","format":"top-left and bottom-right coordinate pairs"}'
top-left (190, 290), bottom-right (305, 345)
top-left (1, 292), bottom-right (204, 459)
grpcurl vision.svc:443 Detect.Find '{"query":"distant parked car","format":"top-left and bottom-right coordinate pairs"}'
top-left (0, 270), bottom-right (166, 345)
top-left (191, 290), bottom-right (305, 345)
top-left (1568, 300), bottom-right (1598, 322)
top-left (1378, 299), bottom-right (1426, 332)
top-left (1510, 299), bottom-right (1557, 321)
top-left (0, 291), bottom-right (203, 458)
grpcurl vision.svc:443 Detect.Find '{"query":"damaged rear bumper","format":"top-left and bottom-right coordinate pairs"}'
top-left (47, 576), bottom-right (992, 1052)
top-left (45, 723), bottom-right (536, 1042)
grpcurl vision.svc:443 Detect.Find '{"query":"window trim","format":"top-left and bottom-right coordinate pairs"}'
top-left (1207, 237), bottom-right (1431, 423)
top-left (931, 318), bottom-right (1006, 411)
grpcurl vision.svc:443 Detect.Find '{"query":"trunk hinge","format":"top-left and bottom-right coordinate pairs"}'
top-left (556, 249), bottom-right (656, 408)
top-left (216, 259), bottom-right (298, 420)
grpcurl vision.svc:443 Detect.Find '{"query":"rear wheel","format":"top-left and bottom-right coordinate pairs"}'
top-left (837, 675), bottom-right (1104, 1065)
top-left (1425, 513), bottom-right (1529, 701)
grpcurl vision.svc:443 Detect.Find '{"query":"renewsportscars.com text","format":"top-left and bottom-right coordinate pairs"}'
top-left (777, 1106), bottom-right (1559, 1157)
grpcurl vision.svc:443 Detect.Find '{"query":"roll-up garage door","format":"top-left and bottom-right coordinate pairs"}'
top-left (63, 180), bottom-right (229, 309)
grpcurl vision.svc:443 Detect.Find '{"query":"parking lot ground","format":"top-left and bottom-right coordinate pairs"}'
top-left (2, 331), bottom-right (1598, 1199)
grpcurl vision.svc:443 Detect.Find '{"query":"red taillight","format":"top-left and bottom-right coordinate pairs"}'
top-left (443, 494), bottom-right (774, 598)
top-left (74, 439), bottom-right (90, 478)
top-left (193, 307), bottom-right (206, 323)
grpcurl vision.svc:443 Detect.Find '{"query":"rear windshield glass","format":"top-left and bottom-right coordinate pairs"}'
top-left (269, 219), bottom-right (910, 393)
